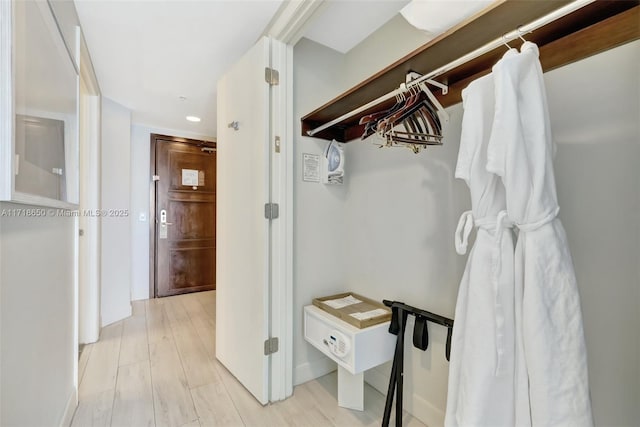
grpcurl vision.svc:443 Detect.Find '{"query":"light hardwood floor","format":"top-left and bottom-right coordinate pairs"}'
top-left (72, 291), bottom-right (425, 427)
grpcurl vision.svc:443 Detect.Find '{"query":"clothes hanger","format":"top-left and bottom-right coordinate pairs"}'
top-left (403, 84), bottom-right (435, 138)
top-left (359, 79), bottom-right (446, 150)
top-left (392, 93), bottom-right (442, 140)
top-left (516, 26), bottom-right (529, 51)
top-left (380, 95), bottom-right (443, 148)
top-left (403, 86), bottom-right (427, 138)
top-left (419, 82), bottom-right (446, 126)
top-left (361, 92), bottom-right (408, 139)
top-left (502, 34), bottom-right (512, 51)
top-left (359, 91), bottom-right (405, 126)
top-left (373, 87), bottom-right (418, 140)
top-left (376, 90), bottom-right (428, 134)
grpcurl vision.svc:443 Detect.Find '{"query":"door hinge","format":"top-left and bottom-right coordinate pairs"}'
top-left (265, 67), bottom-right (279, 86)
top-left (264, 337), bottom-right (279, 355)
top-left (274, 136), bottom-right (281, 153)
top-left (152, 175), bottom-right (160, 181)
top-left (264, 202), bottom-right (279, 220)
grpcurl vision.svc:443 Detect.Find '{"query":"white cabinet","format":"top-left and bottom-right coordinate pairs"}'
top-left (0, 0), bottom-right (79, 207)
top-left (304, 305), bottom-right (395, 410)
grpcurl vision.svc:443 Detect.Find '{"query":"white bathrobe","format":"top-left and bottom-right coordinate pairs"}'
top-left (445, 70), bottom-right (516, 427)
top-left (488, 41), bottom-right (593, 426)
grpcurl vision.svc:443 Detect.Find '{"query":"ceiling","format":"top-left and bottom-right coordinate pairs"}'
top-left (75, 0), bottom-right (486, 138)
top-left (304, 0), bottom-right (410, 54)
top-left (75, 0), bottom-right (285, 137)
top-left (75, 0), bottom-right (417, 137)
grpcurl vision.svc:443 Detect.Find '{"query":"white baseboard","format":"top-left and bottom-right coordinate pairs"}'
top-left (131, 292), bottom-right (149, 302)
top-left (365, 364), bottom-right (445, 427)
top-left (101, 303), bottom-right (132, 327)
top-left (294, 357), bottom-right (336, 385)
top-left (364, 363), bottom-right (391, 395)
top-left (407, 392), bottom-right (446, 427)
top-left (59, 388), bottom-right (78, 427)
top-left (296, 358), bottom-right (445, 427)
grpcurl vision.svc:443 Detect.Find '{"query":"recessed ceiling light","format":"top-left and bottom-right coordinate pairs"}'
top-left (186, 116), bottom-right (201, 122)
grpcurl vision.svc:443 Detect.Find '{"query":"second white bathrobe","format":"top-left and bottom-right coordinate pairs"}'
top-left (488, 41), bottom-right (593, 427)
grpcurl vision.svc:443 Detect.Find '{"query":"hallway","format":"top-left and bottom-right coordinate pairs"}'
top-left (72, 291), bottom-right (424, 427)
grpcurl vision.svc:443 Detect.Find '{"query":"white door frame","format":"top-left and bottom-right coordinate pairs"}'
top-left (77, 30), bottom-right (102, 348)
top-left (263, 0), bottom-right (326, 402)
top-left (267, 38), bottom-right (292, 402)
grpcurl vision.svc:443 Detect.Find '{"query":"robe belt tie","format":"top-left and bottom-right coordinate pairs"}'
top-left (515, 206), bottom-right (560, 232)
top-left (455, 211), bottom-right (475, 255)
top-left (455, 210), bottom-right (514, 376)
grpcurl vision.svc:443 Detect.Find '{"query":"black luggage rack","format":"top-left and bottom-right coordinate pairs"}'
top-left (382, 300), bottom-right (454, 427)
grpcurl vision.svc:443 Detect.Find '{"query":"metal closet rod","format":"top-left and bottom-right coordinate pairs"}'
top-left (306, 0), bottom-right (596, 138)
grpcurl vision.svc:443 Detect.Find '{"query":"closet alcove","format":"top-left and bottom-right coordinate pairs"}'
top-left (301, 0), bottom-right (639, 142)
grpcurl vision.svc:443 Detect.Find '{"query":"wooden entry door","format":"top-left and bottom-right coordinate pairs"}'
top-left (152, 134), bottom-right (216, 297)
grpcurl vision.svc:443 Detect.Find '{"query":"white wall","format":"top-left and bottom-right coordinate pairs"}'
top-left (0, 203), bottom-right (76, 426)
top-left (293, 17), bottom-right (639, 427)
top-left (547, 40), bottom-right (640, 426)
top-left (101, 97), bottom-right (132, 326)
top-left (129, 125), bottom-right (151, 302)
top-left (292, 38), bottom-right (349, 384)
top-left (292, 18), bottom-right (465, 423)
top-left (130, 124), bottom-right (215, 301)
top-left (342, 107), bottom-right (467, 425)
top-left (343, 14), bottom-right (432, 88)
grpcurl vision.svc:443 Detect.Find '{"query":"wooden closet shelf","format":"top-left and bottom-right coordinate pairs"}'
top-left (301, 0), bottom-right (640, 142)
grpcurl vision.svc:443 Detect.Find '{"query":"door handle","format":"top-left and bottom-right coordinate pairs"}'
top-left (160, 209), bottom-right (173, 226)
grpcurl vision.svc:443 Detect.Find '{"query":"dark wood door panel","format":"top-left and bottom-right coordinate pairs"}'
top-left (153, 134), bottom-right (217, 297)
top-left (168, 247), bottom-right (216, 293)
top-left (168, 150), bottom-right (216, 193)
top-left (168, 200), bottom-right (216, 240)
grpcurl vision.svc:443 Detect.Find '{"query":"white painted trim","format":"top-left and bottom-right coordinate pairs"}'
top-left (363, 365), bottom-right (389, 395)
top-left (0, 6), bottom-right (11, 418)
top-left (268, 36), bottom-right (293, 403)
top-left (365, 365), bottom-right (445, 427)
top-left (101, 302), bottom-right (131, 328)
top-left (78, 32), bottom-right (102, 346)
top-left (78, 32), bottom-right (100, 96)
top-left (407, 390), bottom-right (446, 427)
top-left (0, 0), bottom-right (14, 200)
top-left (77, 92), bottom-right (101, 344)
top-left (295, 357), bottom-right (446, 425)
top-left (59, 388), bottom-right (78, 427)
top-left (72, 26), bottom-right (80, 408)
top-left (264, 0), bottom-right (320, 403)
top-left (261, 36), bottom-right (271, 406)
top-left (0, 194), bottom-right (3, 426)
top-left (284, 43), bottom-right (294, 399)
top-left (263, 0), bottom-right (326, 45)
top-left (11, 192), bottom-right (79, 209)
top-left (73, 212), bottom-right (79, 390)
top-left (294, 358), bottom-right (337, 386)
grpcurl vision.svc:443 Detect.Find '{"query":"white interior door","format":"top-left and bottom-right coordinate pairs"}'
top-left (216, 36), bottom-right (273, 405)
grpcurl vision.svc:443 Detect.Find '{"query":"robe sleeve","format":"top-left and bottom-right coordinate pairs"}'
top-left (486, 56), bottom-right (522, 179)
top-left (454, 86), bottom-right (477, 183)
